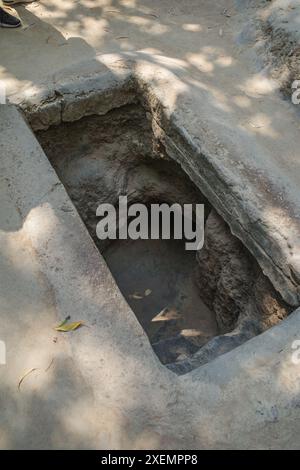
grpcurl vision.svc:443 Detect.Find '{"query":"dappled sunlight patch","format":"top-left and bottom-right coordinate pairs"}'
top-left (232, 94), bottom-right (252, 109)
top-left (186, 52), bottom-right (214, 73)
top-left (215, 55), bottom-right (234, 68)
top-left (242, 75), bottom-right (279, 98)
top-left (242, 113), bottom-right (280, 138)
top-left (182, 23), bottom-right (203, 32)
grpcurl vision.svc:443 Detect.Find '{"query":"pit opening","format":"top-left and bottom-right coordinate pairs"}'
top-left (36, 103), bottom-right (291, 374)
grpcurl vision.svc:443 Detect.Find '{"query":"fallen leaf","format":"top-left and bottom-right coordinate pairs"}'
top-left (55, 315), bottom-right (71, 330)
top-left (18, 368), bottom-right (38, 390)
top-left (249, 121), bottom-right (264, 129)
top-left (129, 293), bottom-right (144, 300)
top-left (45, 358), bottom-right (54, 373)
top-left (115, 36), bottom-right (129, 40)
top-left (152, 307), bottom-right (180, 322)
top-left (144, 289), bottom-right (152, 296)
top-left (54, 321), bottom-right (84, 332)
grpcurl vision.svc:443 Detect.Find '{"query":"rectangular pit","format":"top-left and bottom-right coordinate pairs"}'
top-left (34, 101), bottom-right (291, 374)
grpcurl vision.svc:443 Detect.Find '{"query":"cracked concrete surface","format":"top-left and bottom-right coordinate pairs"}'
top-left (1, 0), bottom-right (300, 449)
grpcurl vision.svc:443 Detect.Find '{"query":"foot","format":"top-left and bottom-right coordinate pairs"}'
top-left (0, 7), bottom-right (21, 28)
top-left (3, 0), bottom-right (35, 5)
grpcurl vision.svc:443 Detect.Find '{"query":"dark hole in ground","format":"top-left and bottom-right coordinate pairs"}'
top-left (105, 236), bottom-right (218, 365)
top-left (35, 103), bottom-right (291, 373)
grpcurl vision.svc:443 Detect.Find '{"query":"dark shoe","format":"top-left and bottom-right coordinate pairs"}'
top-left (3, 1), bottom-right (34, 4)
top-left (0, 7), bottom-right (21, 28)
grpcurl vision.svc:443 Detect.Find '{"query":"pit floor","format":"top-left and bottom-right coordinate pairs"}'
top-left (104, 237), bottom-right (218, 363)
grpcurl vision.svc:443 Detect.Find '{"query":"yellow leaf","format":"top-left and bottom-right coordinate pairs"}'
top-left (54, 321), bottom-right (84, 332)
top-left (55, 315), bottom-right (70, 330)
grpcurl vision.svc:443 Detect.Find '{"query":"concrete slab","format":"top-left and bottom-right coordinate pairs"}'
top-left (1, 100), bottom-right (300, 450)
top-left (0, 127), bottom-right (104, 449)
top-left (0, 0), bottom-right (300, 449)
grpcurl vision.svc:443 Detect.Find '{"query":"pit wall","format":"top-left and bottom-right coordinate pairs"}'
top-left (14, 55), bottom-right (300, 309)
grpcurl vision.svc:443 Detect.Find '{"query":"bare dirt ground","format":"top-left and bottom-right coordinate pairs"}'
top-left (0, 0), bottom-right (298, 99)
top-left (236, 0), bottom-right (300, 97)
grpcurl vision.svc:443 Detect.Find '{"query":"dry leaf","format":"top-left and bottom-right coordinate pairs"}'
top-left (54, 321), bottom-right (84, 332)
top-left (249, 121), bottom-right (264, 129)
top-left (55, 316), bottom-right (70, 330)
top-left (18, 368), bottom-right (38, 390)
top-left (129, 293), bottom-right (144, 300)
top-left (144, 289), bottom-right (152, 296)
top-left (45, 358), bottom-right (54, 372)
